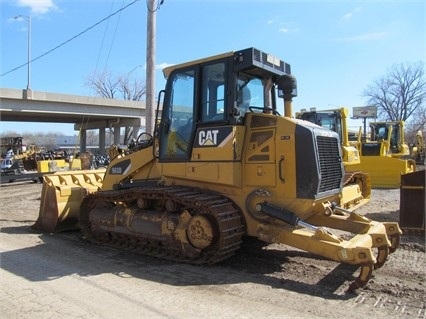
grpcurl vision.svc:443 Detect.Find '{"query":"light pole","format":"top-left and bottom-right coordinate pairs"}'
top-left (15, 15), bottom-right (31, 92)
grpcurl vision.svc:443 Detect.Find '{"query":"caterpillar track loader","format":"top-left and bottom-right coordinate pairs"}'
top-left (35, 48), bottom-right (401, 291)
top-left (296, 107), bottom-right (371, 210)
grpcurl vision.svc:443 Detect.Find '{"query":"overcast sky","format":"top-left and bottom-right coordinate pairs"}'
top-left (1, 0), bottom-right (424, 135)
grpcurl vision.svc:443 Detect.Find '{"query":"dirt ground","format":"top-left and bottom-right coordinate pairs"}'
top-left (0, 179), bottom-right (424, 319)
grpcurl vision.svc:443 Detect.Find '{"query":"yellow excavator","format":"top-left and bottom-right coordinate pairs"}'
top-left (34, 48), bottom-right (401, 291)
top-left (350, 121), bottom-right (416, 188)
top-left (296, 107), bottom-right (371, 210)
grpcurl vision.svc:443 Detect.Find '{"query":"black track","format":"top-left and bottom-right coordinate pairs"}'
top-left (80, 186), bottom-right (245, 264)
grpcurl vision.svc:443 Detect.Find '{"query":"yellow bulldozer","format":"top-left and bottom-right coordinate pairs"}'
top-left (350, 120), bottom-right (416, 188)
top-left (34, 48), bottom-right (401, 291)
top-left (296, 107), bottom-right (371, 210)
top-left (296, 109), bottom-right (416, 188)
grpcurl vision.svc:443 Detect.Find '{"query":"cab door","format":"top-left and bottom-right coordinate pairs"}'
top-left (158, 67), bottom-right (196, 161)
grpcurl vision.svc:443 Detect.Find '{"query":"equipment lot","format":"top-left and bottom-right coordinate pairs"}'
top-left (0, 181), bottom-right (424, 319)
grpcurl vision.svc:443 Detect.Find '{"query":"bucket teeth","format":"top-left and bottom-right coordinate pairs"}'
top-left (34, 169), bottom-right (105, 233)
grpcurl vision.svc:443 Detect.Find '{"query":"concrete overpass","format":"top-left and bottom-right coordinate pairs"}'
top-left (0, 88), bottom-right (147, 154)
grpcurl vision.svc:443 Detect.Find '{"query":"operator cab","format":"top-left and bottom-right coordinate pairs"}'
top-left (370, 122), bottom-right (400, 153)
top-left (156, 48), bottom-right (294, 162)
top-left (297, 110), bottom-right (344, 143)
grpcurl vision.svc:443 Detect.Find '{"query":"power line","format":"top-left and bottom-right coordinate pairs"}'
top-left (105, 0), bottom-right (125, 69)
top-left (0, 0), bottom-right (140, 78)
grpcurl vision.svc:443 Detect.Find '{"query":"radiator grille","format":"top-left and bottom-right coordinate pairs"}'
top-left (316, 136), bottom-right (343, 193)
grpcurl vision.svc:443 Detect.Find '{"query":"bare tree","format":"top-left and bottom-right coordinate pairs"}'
top-left (363, 62), bottom-right (426, 147)
top-left (86, 69), bottom-right (119, 99)
top-left (118, 75), bottom-right (146, 101)
top-left (25, 132), bottom-right (59, 151)
top-left (86, 130), bottom-right (98, 147)
top-left (363, 62), bottom-right (425, 122)
top-left (404, 106), bottom-right (426, 147)
top-left (85, 69), bottom-right (146, 144)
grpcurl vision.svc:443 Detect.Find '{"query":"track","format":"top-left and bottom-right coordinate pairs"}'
top-left (343, 171), bottom-right (371, 196)
top-left (80, 186), bottom-right (246, 264)
top-left (340, 171), bottom-right (371, 210)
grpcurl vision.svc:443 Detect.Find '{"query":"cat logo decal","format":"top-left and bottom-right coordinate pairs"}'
top-left (196, 127), bottom-right (232, 148)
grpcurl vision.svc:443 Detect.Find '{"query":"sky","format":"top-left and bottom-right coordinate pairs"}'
top-left (0, 0), bottom-right (424, 136)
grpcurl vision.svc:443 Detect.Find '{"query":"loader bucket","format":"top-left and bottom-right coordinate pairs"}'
top-left (33, 169), bottom-right (105, 233)
top-left (350, 156), bottom-right (416, 188)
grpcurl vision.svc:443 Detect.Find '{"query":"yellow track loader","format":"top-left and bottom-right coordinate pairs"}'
top-left (296, 107), bottom-right (371, 210)
top-left (35, 48), bottom-right (401, 291)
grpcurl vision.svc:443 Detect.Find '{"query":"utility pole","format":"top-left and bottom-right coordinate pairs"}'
top-left (14, 15), bottom-right (32, 98)
top-left (145, 0), bottom-right (160, 135)
top-left (27, 15), bottom-right (31, 91)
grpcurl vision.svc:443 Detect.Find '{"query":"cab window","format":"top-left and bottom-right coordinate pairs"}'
top-left (201, 62), bottom-right (226, 122)
top-left (236, 74), bottom-right (265, 122)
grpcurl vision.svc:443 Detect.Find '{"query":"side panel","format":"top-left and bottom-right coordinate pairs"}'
top-left (244, 127), bottom-right (276, 187)
top-left (101, 147), bottom-right (160, 190)
top-left (162, 126), bottom-right (245, 188)
top-left (245, 164), bottom-right (276, 187)
top-left (192, 126), bottom-right (241, 161)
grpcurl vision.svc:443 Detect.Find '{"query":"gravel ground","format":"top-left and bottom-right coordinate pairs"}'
top-left (0, 179), bottom-right (424, 319)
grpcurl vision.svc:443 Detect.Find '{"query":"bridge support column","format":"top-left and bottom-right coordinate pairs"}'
top-left (99, 128), bottom-right (106, 155)
top-left (80, 129), bottom-right (87, 153)
top-left (114, 127), bottom-right (121, 145)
